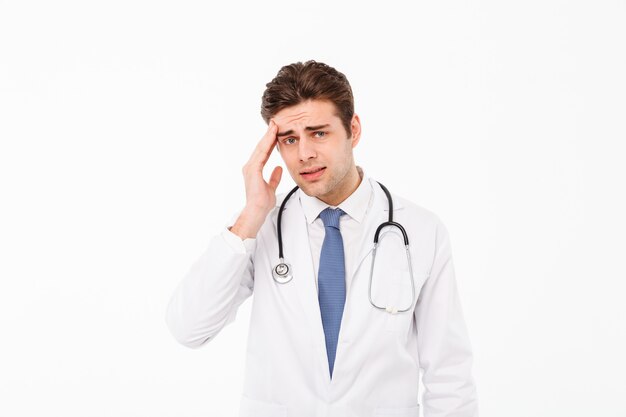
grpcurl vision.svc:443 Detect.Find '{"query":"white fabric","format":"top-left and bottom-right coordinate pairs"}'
top-left (299, 166), bottom-right (373, 293)
top-left (165, 167), bottom-right (479, 417)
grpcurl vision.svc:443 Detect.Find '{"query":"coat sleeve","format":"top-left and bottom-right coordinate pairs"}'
top-left (414, 218), bottom-right (479, 417)
top-left (165, 222), bottom-right (255, 349)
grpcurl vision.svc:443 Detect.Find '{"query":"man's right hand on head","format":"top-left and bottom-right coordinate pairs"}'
top-left (230, 120), bottom-right (283, 240)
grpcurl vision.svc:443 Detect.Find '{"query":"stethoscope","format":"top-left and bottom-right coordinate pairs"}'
top-left (272, 181), bottom-right (416, 314)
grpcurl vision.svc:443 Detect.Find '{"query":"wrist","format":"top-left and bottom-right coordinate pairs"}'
top-left (230, 206), bottom-right (268, 240)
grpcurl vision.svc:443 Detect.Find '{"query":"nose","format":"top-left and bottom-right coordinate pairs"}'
top-left (298, 136), bottom-right (316, 162)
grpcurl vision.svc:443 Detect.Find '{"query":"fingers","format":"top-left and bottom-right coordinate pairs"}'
top-left (268, 166), bottom-right (282, 192)
top-left (248, 120), bottom-right (278, 170)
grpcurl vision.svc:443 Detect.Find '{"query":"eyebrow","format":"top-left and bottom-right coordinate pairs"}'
top-left (276, 124), bottom-right (330, 138)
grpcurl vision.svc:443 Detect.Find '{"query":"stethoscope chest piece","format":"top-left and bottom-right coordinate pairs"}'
top-left (272, 260), bottom-right (293, 284)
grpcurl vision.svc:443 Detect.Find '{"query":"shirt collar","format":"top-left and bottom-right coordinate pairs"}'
top-left (299, 166), bottom-right (372, 225)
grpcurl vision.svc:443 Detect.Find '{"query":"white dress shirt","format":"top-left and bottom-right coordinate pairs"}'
top-left (298, 165), bottom-right (372, 295)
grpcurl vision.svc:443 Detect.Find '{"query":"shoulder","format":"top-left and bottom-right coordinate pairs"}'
top-left (379, 184), bottom-right (448, 237)
top-left (398, 194), bottom-right (452, 246)
top-left (370, 178), bottom-right (442, 226)
top-left (395, 193), bottom-right (439, 221)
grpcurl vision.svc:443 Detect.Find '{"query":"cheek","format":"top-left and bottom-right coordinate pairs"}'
top-left (324, 152), bottom-right (339, 167)
top-left (281, 156), bottom-right (298, 173)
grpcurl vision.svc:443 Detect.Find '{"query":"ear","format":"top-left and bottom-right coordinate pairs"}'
top-left (350, 113), bottom-right (362, 148)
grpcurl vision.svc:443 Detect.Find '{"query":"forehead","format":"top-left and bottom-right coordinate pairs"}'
top-left (272, 99), bottom-right (340, 126)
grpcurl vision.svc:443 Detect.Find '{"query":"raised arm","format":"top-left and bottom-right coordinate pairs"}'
top-left (165, 120), bottom-right (283, 348)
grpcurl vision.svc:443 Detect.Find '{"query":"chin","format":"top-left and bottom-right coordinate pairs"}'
top-left (296, 183), bottom-right (315, 196)
top-left (297, 181), bottom-right (324, 197)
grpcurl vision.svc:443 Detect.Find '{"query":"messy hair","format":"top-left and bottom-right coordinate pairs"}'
top-left (261, 60), bottom-right (355, 137)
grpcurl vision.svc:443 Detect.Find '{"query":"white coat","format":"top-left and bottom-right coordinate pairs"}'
top-left (165, 175), bottom-right (478, 417)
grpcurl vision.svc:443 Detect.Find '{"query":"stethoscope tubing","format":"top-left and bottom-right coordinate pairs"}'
top-left (273, 181), bottom-right (415, 313)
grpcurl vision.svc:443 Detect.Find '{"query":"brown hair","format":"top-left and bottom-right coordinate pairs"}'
top-left (260, 60), bottom-right (355, 137)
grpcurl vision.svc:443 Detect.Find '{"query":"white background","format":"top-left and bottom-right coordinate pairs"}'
top-left (1, 0), bottom-right (625, 416)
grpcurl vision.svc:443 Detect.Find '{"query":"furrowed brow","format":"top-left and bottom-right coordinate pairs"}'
top-left (276, 124), bottom-right (330, 138)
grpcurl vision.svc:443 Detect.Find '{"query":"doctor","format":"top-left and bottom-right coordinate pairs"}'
top-left (165, 60), bottom-right (479, 417)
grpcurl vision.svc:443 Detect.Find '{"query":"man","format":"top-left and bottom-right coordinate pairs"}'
top-left (166, 60), bottom-right (479, 417)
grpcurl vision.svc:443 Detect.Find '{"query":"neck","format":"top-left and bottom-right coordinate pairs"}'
top-left (320, 165), bottom-right (362, 206)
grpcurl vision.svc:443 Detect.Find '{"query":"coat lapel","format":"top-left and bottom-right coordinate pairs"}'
top-left (272, 189), bottom-right (328, 370)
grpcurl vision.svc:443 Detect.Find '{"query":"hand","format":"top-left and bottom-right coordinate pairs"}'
top-left (230, 120), bottom-right (283, 239)
top-left (241, 119), bottom-right (283, 212)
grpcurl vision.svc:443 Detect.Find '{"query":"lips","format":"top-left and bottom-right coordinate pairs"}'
top-left (300, 167), bottom-right (326, 181)
top-left (300, 167), bottom-right (325, 175)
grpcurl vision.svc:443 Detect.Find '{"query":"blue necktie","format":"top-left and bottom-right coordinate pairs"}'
top-left (318, 207), bottom-right (346, 379)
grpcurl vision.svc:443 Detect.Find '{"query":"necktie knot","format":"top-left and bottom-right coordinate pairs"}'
top-left (319, 207), bottom-right (345, 229)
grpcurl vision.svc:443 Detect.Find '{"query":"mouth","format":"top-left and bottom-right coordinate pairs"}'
top-left (300, 166), bottom-right (326, 181)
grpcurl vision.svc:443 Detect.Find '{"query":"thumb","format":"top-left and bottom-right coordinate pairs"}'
top-left (268, 166), bottom-right (282, 192)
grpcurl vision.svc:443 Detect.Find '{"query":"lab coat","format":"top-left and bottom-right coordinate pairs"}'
top-left (165, 176), bottom-right (478, 417)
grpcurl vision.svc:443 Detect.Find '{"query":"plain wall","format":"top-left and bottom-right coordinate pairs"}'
top-left (1, 0), bottom-right (625, 416)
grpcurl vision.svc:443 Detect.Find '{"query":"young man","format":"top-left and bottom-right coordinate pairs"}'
top-left (166, 60), bottom-right (479, 417)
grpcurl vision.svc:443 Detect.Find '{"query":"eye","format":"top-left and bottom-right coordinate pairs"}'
top-left (313, 131), bottom-right (326, 138)
top-left (283, 138), bottom-right (297, 145)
